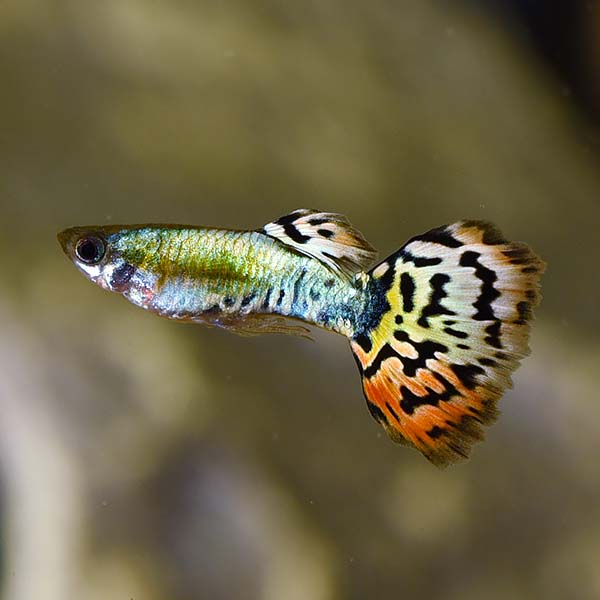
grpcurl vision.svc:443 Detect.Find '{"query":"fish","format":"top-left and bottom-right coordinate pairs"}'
top-left (58, 209), bottom-right (545, 466)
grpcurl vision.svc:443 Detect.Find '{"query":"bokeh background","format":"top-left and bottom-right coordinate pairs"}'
top-left (1, 1), bottom-right (600, 599)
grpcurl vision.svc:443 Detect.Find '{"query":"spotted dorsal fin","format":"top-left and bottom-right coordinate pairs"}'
top-left (259, 209), bottom-right (378, 276)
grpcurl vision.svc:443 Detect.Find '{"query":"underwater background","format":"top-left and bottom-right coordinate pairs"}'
top-left (1, 1), bottom-right (599, 599)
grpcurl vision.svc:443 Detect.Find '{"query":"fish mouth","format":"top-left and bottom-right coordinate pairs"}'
top-left (57, 228), bottom-right (73, 254)
top-left (57, 226), bottom-right (86, 255)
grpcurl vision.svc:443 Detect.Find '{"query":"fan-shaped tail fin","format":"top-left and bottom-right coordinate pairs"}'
top-left (350, 221), bottom-right (545, 466)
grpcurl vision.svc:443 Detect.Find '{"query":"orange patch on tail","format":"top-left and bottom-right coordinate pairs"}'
top-left (355, 343), bottom-right (501, 466)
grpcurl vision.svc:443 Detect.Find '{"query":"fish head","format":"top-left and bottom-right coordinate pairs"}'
top-left (58, 226), bottom-right (158, 304)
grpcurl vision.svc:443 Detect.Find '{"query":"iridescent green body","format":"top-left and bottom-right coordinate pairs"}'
top-left (123, 226), bottom-right (369, 336)
top-left (60, 224), bottom-right (370, 337)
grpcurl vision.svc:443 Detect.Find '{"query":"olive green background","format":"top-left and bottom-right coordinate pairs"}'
top-left (1, 2), bottom-right (599, 599)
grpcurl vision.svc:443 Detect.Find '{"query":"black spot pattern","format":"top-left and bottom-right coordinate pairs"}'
top-left (275, 212), bottom-right (311, 244)
top-left (427, 425), bottom-right (445, 439)
top-left (361, 333), bottom-right (448, 379)
top-left (399, 372), bottom-right (458, 415)
top-left (484, 321), bottom-right (503, 349)
top-left (525, 289), bottom-right (537, 302)
top-left (456, 250), bottom-right (506, 350)
top-left (276, 289), bottom-right (285, 307)
top-left (366, 400), bottom-right (388, 425)
top-left (450, 363), bottom-right (484, 390)
top-left (443, 327), bottom-right (469, 339)
top-left (400, 272), bottom-right (415, 313)
top-left (291, 268), bottom-right (307, 309)
top-left (514, 300), bottom-right (531, 325)
top-left (398, 249), bottom-right (443, 268)
top-left (376, 262), bottom-right (396, 294)
top-left (354, 333), bottom-right (372, 353)
top-left (461, 220), bottom-right (507, 245)
top-left (241, 293), bottom-right (256, 307)
top-left (417, 273), bottom-right (456, 328)
top-left (110, 263), bottom-right (135, 290)
top-left (318, 228), bottom-right (334, 238)
top-left (284, 224), bottom-right (310, 244)
top-left (410, 226), bottom-right (464, 248)
top-left (275, 211), bottom-right (303, 225)
top-left (355, 263), bottom-right (394, 335)
top-left (385, 401), bottom-right (402, 423)
top-left (478, 357), bottom-right (498, 368)
top-left (203, 304), bottom-right (221, 315)
top-left (459, 251), bottom-right (500, 321)
top-left (503, 247), bottom-right (531, 265)
top-left (263, 287), bottom-right (273, 309)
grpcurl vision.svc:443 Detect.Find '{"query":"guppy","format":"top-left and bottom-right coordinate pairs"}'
top-left (59, 209), bottom-right (545, 466)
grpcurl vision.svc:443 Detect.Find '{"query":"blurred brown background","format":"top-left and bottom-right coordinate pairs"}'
top-left (1, 1), bottom-right (600, 599)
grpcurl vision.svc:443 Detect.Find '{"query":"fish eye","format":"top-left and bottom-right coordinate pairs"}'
top-left (75, 236), bottom-right (106, 264)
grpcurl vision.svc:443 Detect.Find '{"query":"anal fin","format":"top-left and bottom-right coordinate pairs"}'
top-left (211, 313), bottom-right (313, 340)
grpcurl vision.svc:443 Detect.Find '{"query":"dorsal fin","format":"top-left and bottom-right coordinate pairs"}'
top-left (258, 209), bottom-right (378, 275)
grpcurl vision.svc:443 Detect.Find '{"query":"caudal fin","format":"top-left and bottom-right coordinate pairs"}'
top-left (350, 221), bottom-right (545, 467)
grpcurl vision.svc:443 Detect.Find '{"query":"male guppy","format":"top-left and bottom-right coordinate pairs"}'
top-left (59, 209), bottom-right (545, 466)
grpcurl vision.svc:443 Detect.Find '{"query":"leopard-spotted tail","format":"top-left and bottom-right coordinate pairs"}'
top-left (350, 221), bottom-right (545, 467)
